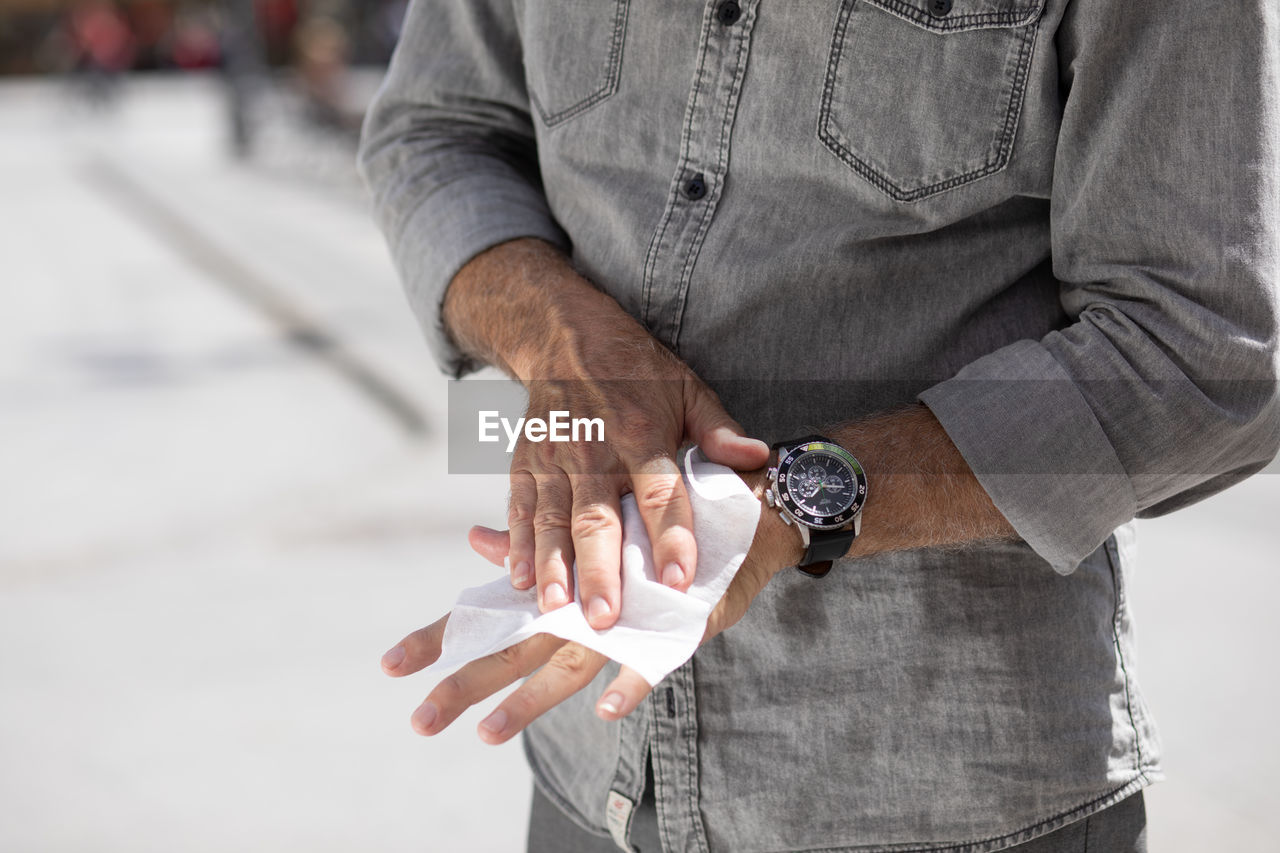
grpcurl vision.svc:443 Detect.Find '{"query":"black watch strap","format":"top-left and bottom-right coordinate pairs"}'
top-left (797, 528), bottom-right (859, 578)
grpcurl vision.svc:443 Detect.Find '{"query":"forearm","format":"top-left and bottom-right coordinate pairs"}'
top-left (831, 404), bottom-right (1017, 557)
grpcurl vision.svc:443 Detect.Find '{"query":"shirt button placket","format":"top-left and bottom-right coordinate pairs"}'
top-left (640, 0), bottom-right (757, 353)
top-left (638, 4), bottom-right (759, 842)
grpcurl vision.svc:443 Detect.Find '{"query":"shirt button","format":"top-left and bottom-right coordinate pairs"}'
top-left (928, 0), bottom-right (953, 16)
top-left (683, 172), bottom-right (707, 200)
top-left (716, 0), bottom-right (742, 26)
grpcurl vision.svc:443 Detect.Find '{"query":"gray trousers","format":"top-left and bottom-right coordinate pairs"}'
top-left (527, 783), bottom-right (1147, 853)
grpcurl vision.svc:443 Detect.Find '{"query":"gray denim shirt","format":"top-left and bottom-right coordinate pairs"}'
top-left (359, 0), bottom-right (1280, 850)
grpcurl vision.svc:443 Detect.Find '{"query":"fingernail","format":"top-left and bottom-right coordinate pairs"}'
top-left (514, 561), bottom-right (532, 587)
top-left (479, 708), bottom-right (507, 735)
top-left (598, 691), bottom-right (625, 717)
top-left (588, 596), bottom-right (611, 624)
top-left (544, 582), bottom-right (568, 608)
top-left (662, 563), bottom-right (684, 587)
top-left (411, 701), bottom-right (438, 734)
top-left (381, 645), bottom-right (406, 670)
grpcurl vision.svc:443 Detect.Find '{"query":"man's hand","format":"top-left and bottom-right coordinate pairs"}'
top-left (379, 469), bottom-right (799, 743)
top-left (443, 237), bottom-right (770, 630)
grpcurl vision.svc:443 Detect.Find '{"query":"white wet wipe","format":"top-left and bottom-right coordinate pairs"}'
top-left (422, 447), bottom-right (761, 686)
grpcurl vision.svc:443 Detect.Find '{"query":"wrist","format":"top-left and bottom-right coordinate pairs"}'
top-left (743, 467), bottom-right (806, 573)
top-left (443, 237), bottom-right (618, 382)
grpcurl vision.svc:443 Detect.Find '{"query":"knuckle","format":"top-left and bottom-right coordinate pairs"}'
top-left (438, 673), bottom-right (466, 702)
top-left (536, 474), bottom-right (571, 505)
top-left (635, 476), bottom-right (684, 512)
top-left (507, 501), bottom-right (534, 527)
top-left (492, 645), bottom-right (524, 680)
top-left (504, 686), bottom-right (542, 720)
top-left (402, 636), bottom-right (433, 664)
top-left (571, 505), bottom-right (617, 540)
top-left (654, 523), bottom-right (696, 552)
top-left (574, 559), bottom-right (615, 589)
top-left (549, 643), bottom-right (590, 674)
top-left (533, 508), bottom-right (572, 536)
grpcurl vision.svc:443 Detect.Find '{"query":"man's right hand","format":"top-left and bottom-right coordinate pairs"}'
top-left (442, 237), bottom-right (770, 630)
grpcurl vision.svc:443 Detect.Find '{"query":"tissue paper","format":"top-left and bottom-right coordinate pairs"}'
top-left (421, 447), bottom-right (761, 686)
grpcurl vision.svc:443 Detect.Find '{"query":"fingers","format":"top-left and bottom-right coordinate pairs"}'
top-left (595, 666), bottom-right (653, 722)
top-left (631, 456), bottom-right (697, 592)
top-left (381, 612), bottom-right (450, 677)
top-left (475, 642), bottom-right (609, 745)
top-left (468, 525), bottom-right (510, 567)
top-left (412, 633), bottom-right (565, 736)
top-left (507, 469), bottom-right (537, 589)
top-left (533, 470), bottom-right (575, 612)
top-left (684, 382), bottom-right (770, 470)
top-left (570, 477), bottom-right (624, 630)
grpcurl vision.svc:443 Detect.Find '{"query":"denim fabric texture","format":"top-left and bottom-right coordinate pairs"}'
top-left (358, 0), bottom-right (1280, 850)
top-left (528, 783), bottom-right (1149, 853)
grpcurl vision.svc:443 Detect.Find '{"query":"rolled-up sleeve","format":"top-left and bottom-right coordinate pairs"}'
top-left (357, 0), bottom-right (571, 377)
top-left (920, 0), bottom-right (1280, 573)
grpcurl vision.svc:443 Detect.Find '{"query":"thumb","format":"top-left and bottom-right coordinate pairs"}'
top-left (468, 525), bottom-right (511, 567)
top-left (684, 382), bottom-right (770, 470)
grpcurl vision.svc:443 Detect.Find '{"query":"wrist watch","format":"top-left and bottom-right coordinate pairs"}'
top-left (765, 434), bottom-right (869, 578)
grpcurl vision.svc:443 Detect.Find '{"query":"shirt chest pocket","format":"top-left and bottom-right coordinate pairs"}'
top-left (517, 0), bottom-right (630, 128)
top-left (818, 0), bottom-right (1046, 202)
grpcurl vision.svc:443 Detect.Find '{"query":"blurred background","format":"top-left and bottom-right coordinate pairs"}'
top-left (0, 2), bottom-right (1277, 851)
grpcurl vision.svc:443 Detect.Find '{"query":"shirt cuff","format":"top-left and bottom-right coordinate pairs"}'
top-left (917, 339), bottom-right (1137, 574)
top-left (386, 175), bottom-right (571, 378)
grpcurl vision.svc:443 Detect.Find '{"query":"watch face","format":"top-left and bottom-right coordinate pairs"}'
top-left (776, 442), bottom-right (867, 529)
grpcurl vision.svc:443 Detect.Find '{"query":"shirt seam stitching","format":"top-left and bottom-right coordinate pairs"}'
top-left (682, 663), bottom-right (711, 853)
top-left (641, 0), bottom-right (716, 330)
top-left (533, 0), bottom-right (630, 127)
top-left (654, 695), bottom-right (679, 853)
top-left (866, 0), bottom-right (1045, 31)
top-left (670, 1), bottom-right (755, 350)
top-left (1106, 535), bottom-right (1146, 773)
top-left (791, 770), bottom-right (1156, 853)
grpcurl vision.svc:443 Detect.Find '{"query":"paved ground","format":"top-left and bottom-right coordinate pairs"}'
top-left (1, 75), bottom-right (1277, 852)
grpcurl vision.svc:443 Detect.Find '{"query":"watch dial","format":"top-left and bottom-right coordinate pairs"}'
top-left (784, 451), bottom-right (856, 517)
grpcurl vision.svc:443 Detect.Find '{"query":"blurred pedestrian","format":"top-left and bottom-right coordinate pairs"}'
top-left (67, 0), bottom-right (135, 104)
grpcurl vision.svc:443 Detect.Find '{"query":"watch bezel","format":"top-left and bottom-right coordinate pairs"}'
top-left (773, 441), bottom-right (868, 530)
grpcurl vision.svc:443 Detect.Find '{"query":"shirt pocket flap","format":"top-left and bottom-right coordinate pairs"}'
top-left (861, 0), bottom-right (1046, 32)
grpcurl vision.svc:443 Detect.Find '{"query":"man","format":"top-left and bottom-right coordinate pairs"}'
top-left (358, 0), bottom-right (1279, 850)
